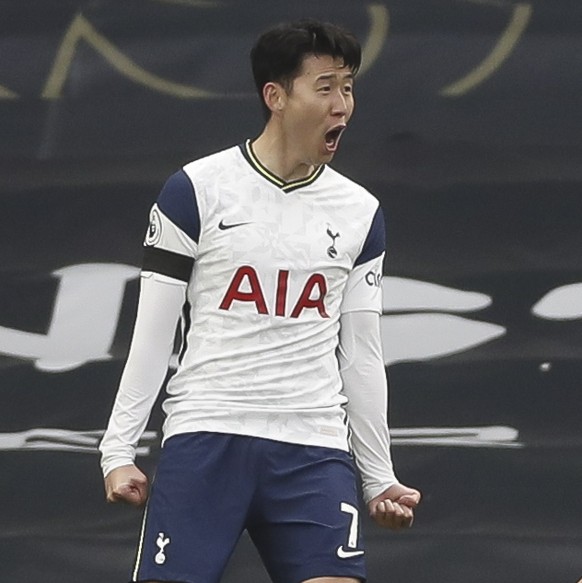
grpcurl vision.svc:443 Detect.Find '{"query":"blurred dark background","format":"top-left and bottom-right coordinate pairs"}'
top-left (1, 1), bottom-right (581, 582)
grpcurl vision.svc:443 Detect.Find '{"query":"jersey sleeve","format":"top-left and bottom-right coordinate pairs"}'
top-left (99, 272), bottom-right (186, 477)
top-left (341, 206), bottom-right (385, 314)
top-left (338, 310), bottom-right (398, 502)
top-left (142, 170), bottom-right (200, 283)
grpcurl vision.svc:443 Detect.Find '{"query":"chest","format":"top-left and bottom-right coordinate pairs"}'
top-left (197, 180), bottom-right (362, 275)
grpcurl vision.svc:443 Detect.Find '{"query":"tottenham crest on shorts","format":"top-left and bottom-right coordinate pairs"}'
top-left (154, 532), bottom-right (171, 565)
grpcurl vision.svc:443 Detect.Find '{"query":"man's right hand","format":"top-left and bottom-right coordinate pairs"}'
top-left (104, 464), bottom-right (149, 507)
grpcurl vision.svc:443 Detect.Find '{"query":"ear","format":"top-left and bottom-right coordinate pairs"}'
top-left (262, 82), bottom-right (286, 115)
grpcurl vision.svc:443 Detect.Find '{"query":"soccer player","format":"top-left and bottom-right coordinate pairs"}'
top-left (100, 19), bottom-right (421, 583)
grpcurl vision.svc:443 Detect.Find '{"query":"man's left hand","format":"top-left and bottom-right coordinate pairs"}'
top-left (368, 483), bottom-right (421, 530)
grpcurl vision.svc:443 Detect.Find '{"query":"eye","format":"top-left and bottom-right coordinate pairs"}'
top-left (343, 84), bottom-right (353, 94)
top-left (318, 85), bottom-right (331, 93)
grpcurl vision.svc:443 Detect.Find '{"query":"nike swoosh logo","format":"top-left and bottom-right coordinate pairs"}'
top-left (336, 546), bottom-right (365, 559)
top-left (218, 219), bottom-right (251, 230)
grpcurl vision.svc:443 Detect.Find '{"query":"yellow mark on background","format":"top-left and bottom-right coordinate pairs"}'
top-left (0, 85), bottom-right (18, 99)
top-left (440, 3), bottom-right (532, 97)
top-left (360, 4), bottom-right (390, 76)
top-left (42, 13), bottom-right (216, 99)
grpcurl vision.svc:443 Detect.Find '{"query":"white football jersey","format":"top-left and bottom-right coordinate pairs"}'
top-left (143, 140), bottom-right (385, 452)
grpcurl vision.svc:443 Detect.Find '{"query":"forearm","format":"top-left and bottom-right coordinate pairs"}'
top-left (99, 271), bottom-right (186, 477)
top-left (338, 310), bottom-right (398, 503)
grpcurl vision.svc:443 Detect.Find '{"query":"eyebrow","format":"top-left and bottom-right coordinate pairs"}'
top-left (315, 72), bottom-right (354, 82)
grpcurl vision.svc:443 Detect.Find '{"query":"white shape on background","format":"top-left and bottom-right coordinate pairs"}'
top-left (381, 313), bottom-right (506, 365)
top-left (0, 264), bottom-right (139, 372)
top-left (391, 425), bottom-right (522, 448)
top-left (531, 283), bottom-right (582, 320)
top-left (382, 276), bottom-right (492, 313)
top-left (0, 428), bottom-right (157, 455)
top-left (0, 426), bottom-right (521, 452)
top-left (381, 277), bottom-right (505, 364)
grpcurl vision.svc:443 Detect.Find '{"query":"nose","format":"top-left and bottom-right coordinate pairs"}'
top-left (331, 88), bottom-right (350, 116)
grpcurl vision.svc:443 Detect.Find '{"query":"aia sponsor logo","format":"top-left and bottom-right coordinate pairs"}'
top-left (219, 266), bottom-right (329, 319)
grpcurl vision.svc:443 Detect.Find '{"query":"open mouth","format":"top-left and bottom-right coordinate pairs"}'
top-left (324, 125), bottom-right (346, 153)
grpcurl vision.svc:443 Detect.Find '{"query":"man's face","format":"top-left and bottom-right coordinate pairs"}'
top-left (281, 54), bottom-right (355, 166)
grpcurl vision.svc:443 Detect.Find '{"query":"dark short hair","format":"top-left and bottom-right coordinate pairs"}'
top-left (250, 19), bottom-right (361, 119)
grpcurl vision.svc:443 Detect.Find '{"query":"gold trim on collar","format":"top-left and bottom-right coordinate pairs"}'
top-left (243, 140), bottom-right (324, 192)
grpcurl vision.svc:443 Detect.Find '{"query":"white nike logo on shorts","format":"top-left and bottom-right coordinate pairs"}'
top-left (336, 546), bottom-right (365, 559)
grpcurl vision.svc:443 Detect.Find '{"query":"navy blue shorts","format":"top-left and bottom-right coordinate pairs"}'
top-left (131, 432), bottom-right (366, 583)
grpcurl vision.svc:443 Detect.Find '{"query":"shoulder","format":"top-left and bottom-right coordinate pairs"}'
top-left (182, 144), bottom-right (241, 183)
top-left (321, 167), bottom-right (381, 234)
top-left (320, 168), bottom-right (386, 262)
top-left (155, 145), bottom-right (239, 200)
top-left (322, 166), bottom-right (379, 209)
top-left (157, 144), bottom-right (240, 208)
top-left (153, 149), bottom-right (242, 240)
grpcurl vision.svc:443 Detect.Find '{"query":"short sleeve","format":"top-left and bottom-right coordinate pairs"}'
top-left (354, 206), bottom-right (385, 266)
top-left (340, 254), bottom-right (384, 314)
top-left (142, 170), bottom-right (200, 283)
top-left (341, 206), bottom-right (386, 314)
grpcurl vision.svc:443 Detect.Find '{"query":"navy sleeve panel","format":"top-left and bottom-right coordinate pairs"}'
top-left (157, 170), bottom-right (201, 243)
top-left (142, 247), bottom-right (194, 282)
top-left (355, 206), bottom-right (386, 266)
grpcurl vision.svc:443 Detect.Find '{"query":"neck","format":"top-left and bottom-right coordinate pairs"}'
top-left (251, 123), bottom-right (317, 182)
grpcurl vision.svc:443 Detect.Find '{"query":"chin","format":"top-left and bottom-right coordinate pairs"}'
top-left (320, 150), bottom-right (337, 163)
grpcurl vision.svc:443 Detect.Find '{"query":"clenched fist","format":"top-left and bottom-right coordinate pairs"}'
top-left (368, 483), bottom-right (421, 529)
top-left (104, 464), bottom-right (149, 507)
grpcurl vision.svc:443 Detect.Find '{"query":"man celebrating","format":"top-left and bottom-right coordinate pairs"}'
top-left (100, 19), bottom-right (420, 583)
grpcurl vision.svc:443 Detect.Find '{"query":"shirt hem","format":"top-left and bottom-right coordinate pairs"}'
top-left (161, 422), bottom-right (350, 453)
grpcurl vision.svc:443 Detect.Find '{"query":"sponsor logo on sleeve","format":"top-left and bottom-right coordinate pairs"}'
top-left (145, 208), bottom-right (162, 246)
top-left (365, 270), bottom-right (382, 287)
